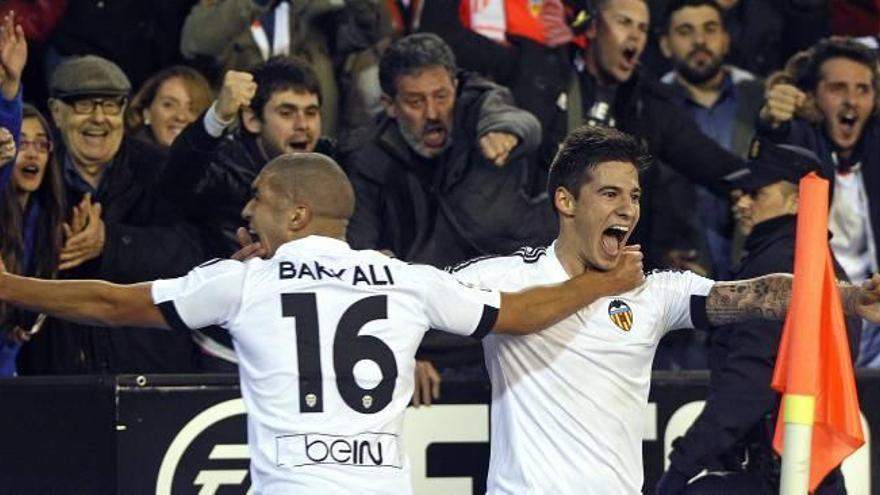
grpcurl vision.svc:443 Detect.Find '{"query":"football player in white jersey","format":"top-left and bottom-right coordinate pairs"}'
top-left (450, 126), bottom-right (880, 495)
top-left (0, 153), bottom-right (647, 494)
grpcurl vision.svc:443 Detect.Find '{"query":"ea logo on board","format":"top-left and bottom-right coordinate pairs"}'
top-left (156, 399), bottom-right (251, 495)
top-left (608, 299), bottom-right (634, 331)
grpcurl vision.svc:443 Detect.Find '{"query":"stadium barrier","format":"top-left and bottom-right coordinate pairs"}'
top-left (1, 370), bottom-right (878, 494)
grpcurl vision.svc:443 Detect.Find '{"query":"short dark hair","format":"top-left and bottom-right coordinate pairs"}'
top-left (595, 0), bottom-right (648, 14)
top-left (379, 33), bottom-right (457, 97)
top-left (661, 0), bottom-right (725, 34)
top-left (249, 56), bottom-right (322, 118)
top-left (547, 126), bottom-right (651, 199)
top-left (799, 37), bottom-right (879, 92)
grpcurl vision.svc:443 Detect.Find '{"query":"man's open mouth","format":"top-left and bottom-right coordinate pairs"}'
top-left (622, 45), bottom-right (639, 64)
top-left (287, 139), bottom-right (311, 151)
top-left (601, 225), bottom-right (629, 257)
top-left (838, 111), bottom-right (859, 133)
top-left (423, 125), bottom-right (447, 148)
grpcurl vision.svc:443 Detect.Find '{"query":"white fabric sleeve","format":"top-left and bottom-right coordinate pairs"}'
top-left (203, 102), bottom-right (235, 138)
top-left (652, 270), bottom-right (715, 334)
top-left (151, 259), bottom-right (246, 330)
top-left (413, 264), bottom-right (501, 339)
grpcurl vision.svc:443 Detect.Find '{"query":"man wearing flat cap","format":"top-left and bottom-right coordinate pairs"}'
top-left (656, 138), bottom-right (861, 495)
top-left (17, 55), bottom-right (204, 375)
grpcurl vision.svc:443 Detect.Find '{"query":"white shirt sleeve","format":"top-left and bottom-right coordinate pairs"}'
top-left (652, 270), bottom-right (715, 333)
top-left (202, 102), bottom-right (234, 138)
top-left (151, 258), bottom-right (247, 330)
top-left (412, 264), bottom-right (501, 339)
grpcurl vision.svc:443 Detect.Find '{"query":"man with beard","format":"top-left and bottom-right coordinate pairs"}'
top-left (659, 0), bottom-right (764, 279)
top-left (345, 33), bottom-right (551, 266)
top-left (546, 0), bottom-right (744, 273)
top-left (651, 0), bottom-right (765, 369)
top-left (161, 56), bottom-right (333, 368)
top-left (342, 33), bottom-right (554, 402)
top-left (757, 37), bottom-right (880, 366)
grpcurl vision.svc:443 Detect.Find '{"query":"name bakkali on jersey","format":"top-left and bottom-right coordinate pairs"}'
top-left (151, 236), bottom-right (500, 494)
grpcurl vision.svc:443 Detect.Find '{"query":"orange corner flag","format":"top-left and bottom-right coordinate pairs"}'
top-left (771, 172), bottom-right (865, 492)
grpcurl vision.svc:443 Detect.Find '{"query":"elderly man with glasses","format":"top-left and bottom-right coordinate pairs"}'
top-left (16, 55), bottom-right (205, 375)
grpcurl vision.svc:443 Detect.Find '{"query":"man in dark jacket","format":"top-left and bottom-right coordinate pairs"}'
top-left (164, 56), bottom-right (334, 260)
top-left (757, 37), bottom-right (880, 366)
top-left (344, 33), bottom-right (553, 267)
top-left (658, 0), bottom-right (765, 279)
top-left (162, 56), bottom-right (334, 368)
top-left (17, 56), bottom-right (204, 374)
top-left (656, 140), bottom-right (860, 495)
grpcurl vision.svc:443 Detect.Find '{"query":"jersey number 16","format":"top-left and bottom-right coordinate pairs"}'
top-left (281, 293), bottom-right (398, 415)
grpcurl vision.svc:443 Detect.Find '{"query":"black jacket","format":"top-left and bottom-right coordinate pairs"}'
top-left (17, 138), bottom-right (204, 374)
top-left (163, 117), bottom-right (337, 259)
top-left (667, 215), bottom-right (860, 491)
top-left (344, 71), bottom-right (555, 268)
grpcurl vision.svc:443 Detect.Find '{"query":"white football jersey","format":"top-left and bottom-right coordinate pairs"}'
top-left (452, 243), bottom-right (714, 495)
top-left (152, 236), bottom-right (500, 494)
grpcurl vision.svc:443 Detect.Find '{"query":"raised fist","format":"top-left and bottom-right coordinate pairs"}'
top-left (216, 71), bottom-right (258, 122)
top-left (760, 83), bottom-right (806, 127)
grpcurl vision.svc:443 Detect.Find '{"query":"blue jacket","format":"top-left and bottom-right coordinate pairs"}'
top-left (0, 88), bottom-right (23, 377)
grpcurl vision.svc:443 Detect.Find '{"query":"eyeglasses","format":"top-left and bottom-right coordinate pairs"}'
top-left (20, 138), bottom-right (53, 153)
top-left (62, 97), bottom-right (127, 116)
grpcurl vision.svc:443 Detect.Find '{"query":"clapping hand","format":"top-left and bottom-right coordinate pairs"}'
top-left (59, 196), bottom-right (105, 271)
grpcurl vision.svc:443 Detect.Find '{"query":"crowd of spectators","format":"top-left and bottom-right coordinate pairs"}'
top-left (1, 0), bottom-right (879, 392)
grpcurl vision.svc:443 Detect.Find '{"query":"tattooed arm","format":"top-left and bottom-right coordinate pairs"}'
top-left (704, 273), bottom-right (879, 327)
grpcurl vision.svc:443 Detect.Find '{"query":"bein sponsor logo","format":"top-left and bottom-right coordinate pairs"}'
top-left (278, 432), bottom-right (404, 469)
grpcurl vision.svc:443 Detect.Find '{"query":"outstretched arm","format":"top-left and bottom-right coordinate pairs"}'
top-left (705, 273), bottom-right (880, 326)
top-left (0, 263), bottom-right (167, 328)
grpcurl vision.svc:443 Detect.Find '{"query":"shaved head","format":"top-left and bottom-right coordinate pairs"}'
top-left (260, 153), bottom-right (355, 220)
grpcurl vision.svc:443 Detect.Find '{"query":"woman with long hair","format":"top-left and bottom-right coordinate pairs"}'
top-left (0, 104), bottom-right (65, 376)
top-left (125, 65), bottom-right (214, 149)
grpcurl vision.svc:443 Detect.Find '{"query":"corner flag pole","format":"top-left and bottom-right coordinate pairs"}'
top-left (774, 172), bottom-right (866, 494)
top-left (779, 394), bottom-right (814, 494)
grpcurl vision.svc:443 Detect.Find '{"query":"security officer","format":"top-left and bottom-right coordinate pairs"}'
top-left (656, 138), bottom-right (861, 495)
